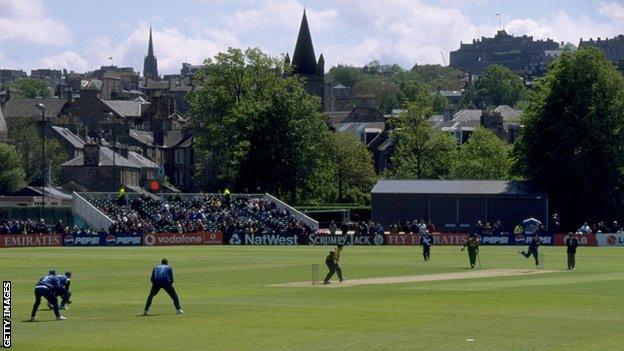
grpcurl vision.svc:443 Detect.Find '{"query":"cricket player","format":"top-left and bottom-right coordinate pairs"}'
top-left (420, 230), bottom-right (434, 261)
top-left (323, 244), bottom-right (345, 284)
top-left (143, 258), bottom-right (184, 315)
top-left (30, 270), bottom-right (67, 321)
top-left (47, 271), bottom-right (72, 310)
top-left (519, 233), bottom-right (541, 268)
top-left (461, 234), bottom-right (480, 268)
top-left (566, 232), bottom-right (580, 270)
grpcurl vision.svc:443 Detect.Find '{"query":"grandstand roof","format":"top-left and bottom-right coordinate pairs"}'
top-left (372, 180), bottom-right (544, 196)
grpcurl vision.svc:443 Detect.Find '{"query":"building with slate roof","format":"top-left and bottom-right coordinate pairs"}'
top-left (371, 179), bottom-right (547, 232)
top-left (1, 98), bottom-right (70, 128)
top-left (579, 35), bottom-right (624, 71)
top-left (61, 141), bottom-right (141, 191)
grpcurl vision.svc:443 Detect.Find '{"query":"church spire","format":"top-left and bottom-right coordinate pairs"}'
top-left (148, 26), bottom-right (154, 57)
top-left (291, 9), bottom-right (317, 76)
top-left (144, 26), bottom-right (159, 80)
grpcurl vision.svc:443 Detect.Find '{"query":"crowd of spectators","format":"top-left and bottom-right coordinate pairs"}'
top-left (94, 194), bottom-right (313, 236)
top-left (386, 219), bottom-right (436, 235)
top-left (328, 220), bottom-right (384, 236)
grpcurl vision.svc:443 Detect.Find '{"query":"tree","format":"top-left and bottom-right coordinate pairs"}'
top-left (0, 143), bottom-right (26, 194)
top-left (5, 78), bottom-right (51, 98)
top-left (351, 75), bottom-right (400, 113)
top-left (474, 65), bottom-right (525, 108)
top-left (7, 119), bottom-right (65, 184)
top-left (326, 133), bottom-right (377, 203)
top-left (388, 95), bottom-right (458, 179)
top-left (513, 48), bottom-right (624, 224)
top-left (188, 48), bottom-right (329, 203)
top-left (454, 127), bottom-right (511, 179)
top-left (328, 64), bottom-right (365, 87)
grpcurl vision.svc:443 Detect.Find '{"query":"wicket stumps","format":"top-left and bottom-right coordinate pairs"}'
top-left (312, 264), bottom-right (319, 285)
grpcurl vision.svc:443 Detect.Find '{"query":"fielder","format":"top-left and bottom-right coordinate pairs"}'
top-left (48, 271), bottom-right (72, 310)
top-left (30, 270), bottom-right (67, 321)
top-left (143, 258), bottom-right (184, 315)
top-left (565, 232), bottom-right (580, 270)
top-left (323, 244), bottom-right (345, 284)
top-left (420, 230), bottom-right (433, 261)
top-left (461, 234), bottom-right (480, 268)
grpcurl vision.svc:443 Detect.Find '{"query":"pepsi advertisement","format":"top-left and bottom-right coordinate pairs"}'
top-left (62, 233), bottom-right (142, 247)
top-left (479, 233), bottom-right (553, 246)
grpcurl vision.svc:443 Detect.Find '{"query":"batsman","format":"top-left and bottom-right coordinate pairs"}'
top-left (461, 233), bottom-right (480, 268)
top-left (323, 244), bottom-right (345, 284)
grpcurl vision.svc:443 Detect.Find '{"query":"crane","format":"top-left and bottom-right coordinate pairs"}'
top-left (440, 51), bottom-right (447, 66)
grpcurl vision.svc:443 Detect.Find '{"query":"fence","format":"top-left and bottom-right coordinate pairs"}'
top-left (72, 192), bottom-right (114, 231)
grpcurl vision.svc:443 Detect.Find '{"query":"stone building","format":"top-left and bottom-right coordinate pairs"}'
top-left (287, 10), bottom-right (328, 110)
top-left (579, 35), bottom-right (624, 71)
top-left (61, 141), bottom-right (141, 191)
top-left (449, 30), bottom-right (561, 76)
top-left (143, 27), bottom-right (159, 80)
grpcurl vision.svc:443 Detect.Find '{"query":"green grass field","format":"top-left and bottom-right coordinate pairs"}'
top-left (1, 245), bottom-right (623, 351)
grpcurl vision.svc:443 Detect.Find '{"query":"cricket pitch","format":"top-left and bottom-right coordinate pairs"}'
top-left (271, 268), bottom-right (557, 288)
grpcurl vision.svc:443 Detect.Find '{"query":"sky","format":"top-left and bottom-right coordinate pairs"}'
top-left (1, 0), bottom-right (623, 75)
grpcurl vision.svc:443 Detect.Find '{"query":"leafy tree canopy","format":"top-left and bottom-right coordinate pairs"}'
top-left (513, 48), bottom-right (624, 223)
top-left (0, 142), bottom-right (26, 194)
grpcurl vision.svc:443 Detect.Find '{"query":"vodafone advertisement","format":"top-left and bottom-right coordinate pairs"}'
top-left (386, 233), bottom-right (470, 245)
top-left (0, 234), bottom-right (62, 248)
top-left (142, 232), bottom-right (223, 246)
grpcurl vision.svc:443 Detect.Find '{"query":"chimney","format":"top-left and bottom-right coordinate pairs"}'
top-left (83, 141), bottom-right (100, 166)
top-left (118, 144), bottom-right (129, 159)
top-left (154, 128), bottom-right (164, 146)
top-left (443, 105), bottom-right (455, 122)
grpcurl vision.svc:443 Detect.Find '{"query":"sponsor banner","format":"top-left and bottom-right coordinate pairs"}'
top-left (104, 234), bottom-right (142, 246)
top-left (0, 234), bottom-right (62, 248)
top-left (203, 232), bottom-right (223, 245)
top-left (509, 234), bottom-right (553, 245)
top-left (142, 232), bottom-right (222, 246)
top-left (596, 233), bottom-right (624, 246)
top-left (553, 234), bottom-right (597, 246)
top-left (226, 232), bottom-right (301, 245)
top-left (308, 233), bottom-right (385, 246)
top-left (479, 234), bottom-right (553, 245)
top-left (62, 234), bottom-right (101, 246)
top-left (385, 233), bottom-right (470, 246)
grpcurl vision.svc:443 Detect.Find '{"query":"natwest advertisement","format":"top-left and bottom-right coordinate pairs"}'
top-left (142, 232), bottom-right (223, 246)
top-left (596, 233), bottom-right (624, 246)
top-left (227, 232), bottom-right (300, 245)
top-left (385, 233), bottom-right (470, 245)
top-left (0, 234), bottom-right (62, 248)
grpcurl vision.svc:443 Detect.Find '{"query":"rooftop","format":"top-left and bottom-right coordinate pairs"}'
top-left (372, 180), bottom-right (545, 196)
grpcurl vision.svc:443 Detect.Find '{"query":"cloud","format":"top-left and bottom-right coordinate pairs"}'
top-left (227, 0), bottom-right (338, 33)
top-left (598, 1), bottom-right (624, 21)
top-left (113, 23), bottom-right (240, 74)
top-left (0, 0), bottom-right (72, 45)
top-left (316, 0), bottom-right (624, 68)
top-left (38, 51), bottom-right (91, 72)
